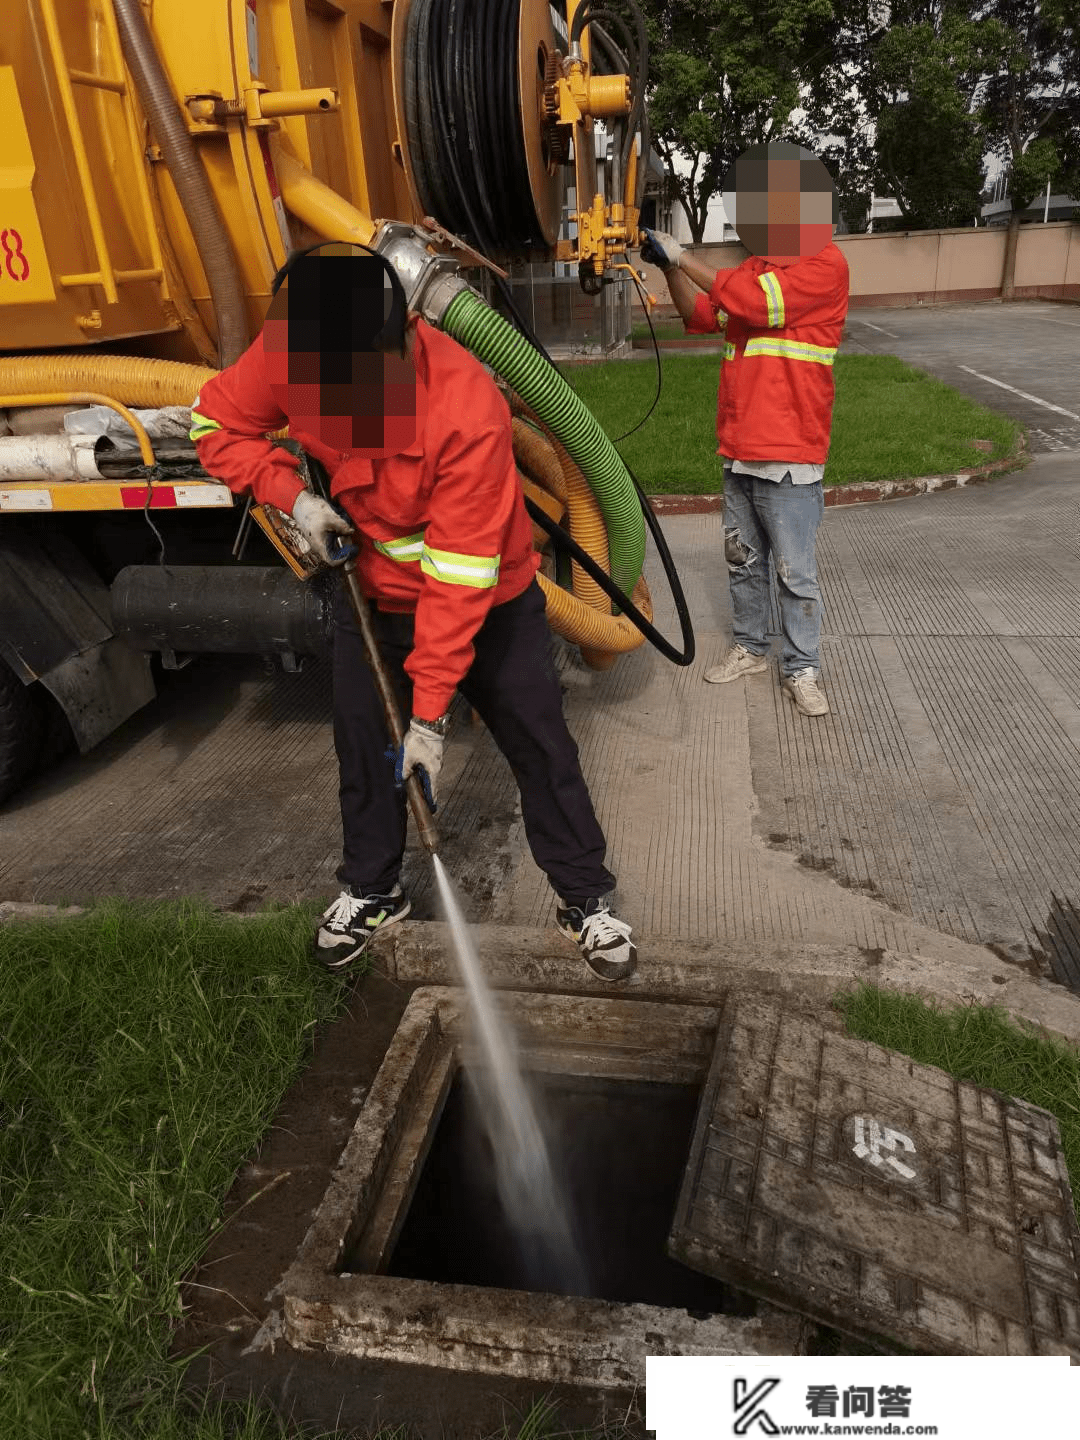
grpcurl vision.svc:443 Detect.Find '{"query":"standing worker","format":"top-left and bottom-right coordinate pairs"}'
top-left (189, 244), bottom-right (635, 980)
top-left (642, 142), bottom-right (849, 716)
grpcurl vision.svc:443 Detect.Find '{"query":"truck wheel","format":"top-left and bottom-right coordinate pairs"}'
top-left (0, 660), bottom-right (42, 805)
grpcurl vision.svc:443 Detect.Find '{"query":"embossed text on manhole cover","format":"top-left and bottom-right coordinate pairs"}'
top-left (668, 996), bottom-right (1080, 1355)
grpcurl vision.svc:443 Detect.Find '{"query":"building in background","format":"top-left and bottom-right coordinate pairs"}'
top-left (981, 172), bottom-right (1078, 226)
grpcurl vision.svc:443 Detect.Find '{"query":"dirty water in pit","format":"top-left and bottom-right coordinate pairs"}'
top-left (430, 854), bottom-right (589, 1294)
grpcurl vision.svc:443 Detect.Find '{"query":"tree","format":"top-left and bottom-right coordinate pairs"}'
top-left (797, 0), bottom-right (891, 233)
top-left (973, 0), bottom-right (1080, 291)
top-left (640, 0), bottom-right (838, 243)
top-left (872, 12), bottom-right (1004, 227)
top-left (803, 2), bottom-right (1006, 232)
top-left (979, 0), bottom-right (1079, 202)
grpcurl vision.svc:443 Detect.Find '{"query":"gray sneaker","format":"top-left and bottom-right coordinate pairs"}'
top-left (782, 668), bottom-right (830, 716)
top-left (704, 644), bottom-right (768, 684)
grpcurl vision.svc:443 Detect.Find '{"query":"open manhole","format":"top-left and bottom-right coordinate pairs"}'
top-left (273, 989), bottom-right (1080, 1390)
top-left (276, 989), bottom-right (806, 1389)
top-left (383, 1069), bottom-right (753, 1317)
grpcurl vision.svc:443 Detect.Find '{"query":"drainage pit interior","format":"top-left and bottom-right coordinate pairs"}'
top-left (277, 989), bottom-right (809, 1389)
top-left (380, 1069), bottom-right (754, 1317)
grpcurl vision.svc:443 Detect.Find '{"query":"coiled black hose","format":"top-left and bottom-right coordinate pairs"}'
top-left (403, 0), bottom-right (693, 665)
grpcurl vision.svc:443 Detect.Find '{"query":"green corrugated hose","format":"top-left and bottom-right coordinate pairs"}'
top-left (440, 289), bottom-right (646, 597)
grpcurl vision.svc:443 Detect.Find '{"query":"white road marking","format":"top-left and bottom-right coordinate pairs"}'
top-left (958, 365), bottom-right (1080, 421)
top-left (858, 320), bottom-right (899, 337)
top-left (1037, 315), bottom-right (1080, 329)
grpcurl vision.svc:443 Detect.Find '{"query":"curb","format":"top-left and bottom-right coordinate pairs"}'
top-left (6, 901), bottom-right (1079, 1054)
top-left (379, 922), bottom-right (1080, 1053)
top-left (647, 434), bottom-right (1031, 516)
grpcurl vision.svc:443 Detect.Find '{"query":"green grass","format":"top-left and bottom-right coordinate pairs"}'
top-left (0, 900), bottom-right (346, 1439)
top-left (0, 904), bottom-right (627, 1440)
top-left (564, 353), bottom-right (1024, 495)
top-left (836, 984), bottom-right (1080, 1221)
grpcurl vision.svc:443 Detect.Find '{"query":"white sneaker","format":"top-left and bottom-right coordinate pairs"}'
top-left (782, 668), bottom-right (830, 716)
top-left (556, 897), bottom-right (637, 981)
top-left (704, 644), bottom-right (768, 684)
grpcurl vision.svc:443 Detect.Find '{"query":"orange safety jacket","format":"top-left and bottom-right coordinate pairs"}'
top-left (189, 317), bottom-right (539, 721)
top-left (685, 242), bottom-right (850, 465)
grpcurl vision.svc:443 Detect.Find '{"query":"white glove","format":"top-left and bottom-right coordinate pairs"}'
top-left (290, 489), bottom-right (354, 566)
top-left (640, 228), bottom-right (684, 272)
top-left (397, 718), bottom-right (446, 807)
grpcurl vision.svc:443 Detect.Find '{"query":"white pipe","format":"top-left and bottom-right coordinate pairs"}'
top-left (0, 433), bottom-right (104, 481)
top-left (1044, 176), bottom-right (1051, 223)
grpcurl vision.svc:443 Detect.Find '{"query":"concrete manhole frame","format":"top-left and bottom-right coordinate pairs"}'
top-left (273, 987), bottom-right (807, 1389)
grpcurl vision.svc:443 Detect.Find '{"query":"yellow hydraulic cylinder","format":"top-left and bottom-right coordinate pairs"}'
top-left (273, 145), bottom-right (378, 249)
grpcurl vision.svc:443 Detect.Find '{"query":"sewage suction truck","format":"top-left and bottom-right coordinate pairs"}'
top-left (0, 0), bottom-right (677, 804)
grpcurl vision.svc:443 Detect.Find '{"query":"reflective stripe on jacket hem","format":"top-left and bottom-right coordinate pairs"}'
top-left (373, 532), bottom-right (425, 561)
top-left (371, 534), bottom-right (500, 588)
top-left (743, 337), bottom-right (837, 365)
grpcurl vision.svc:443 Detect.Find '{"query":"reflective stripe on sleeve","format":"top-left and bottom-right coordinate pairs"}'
top-left (744, 337), bottom-right (837, 365)
top-left (724, 341), bottom-right (736, 361)
top-left (189, 410), bottom-right (223, 441)
top-left (373, 532), bottom-right (425, 562)
top-left (421, 545), bottom-right (500, 589)
top-left (756, 271), bottom-right (785, 328)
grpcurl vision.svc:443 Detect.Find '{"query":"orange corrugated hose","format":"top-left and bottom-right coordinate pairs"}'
top-left (0, 355), bottom-right (216, 408)
top-left (510, 405), bottom-right (650, 665)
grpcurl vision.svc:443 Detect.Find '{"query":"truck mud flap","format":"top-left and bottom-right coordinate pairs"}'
top-left (0, 523), bottom-right (155, 753)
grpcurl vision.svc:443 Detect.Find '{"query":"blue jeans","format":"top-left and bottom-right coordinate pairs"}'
top-left (722, 467), bottom-right (824, 676)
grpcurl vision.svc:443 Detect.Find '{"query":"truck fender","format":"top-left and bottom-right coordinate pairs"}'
top-left (0, 525), bottom-right (155, 754)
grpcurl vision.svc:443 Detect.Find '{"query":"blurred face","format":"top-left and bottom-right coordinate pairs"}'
top-left (263, 249), bottom-right (424, 456)
top-left (724, 143), bottom-right (837, 267)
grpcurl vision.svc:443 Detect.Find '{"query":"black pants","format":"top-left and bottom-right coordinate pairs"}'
top-left (332, 579), bottom-right (616, 907)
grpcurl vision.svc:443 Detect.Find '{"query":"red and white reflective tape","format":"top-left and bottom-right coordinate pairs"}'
top-left (245, 0), bottom-right (260, 78)
top-left (258, 131), bottom-right (293, 255)
top-left (0, 482), bottom-right (234, 512)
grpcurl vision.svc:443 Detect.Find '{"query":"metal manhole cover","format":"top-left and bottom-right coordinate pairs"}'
top-left (668, 995), bottom-right (1080, 1355)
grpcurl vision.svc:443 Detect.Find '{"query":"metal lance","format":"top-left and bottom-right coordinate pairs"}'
top-left (341, 561), bottom-right (440, 856)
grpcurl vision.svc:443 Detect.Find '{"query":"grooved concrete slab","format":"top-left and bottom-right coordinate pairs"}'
top-left (2, 313), bottom-right (1080, 997)
top-left (670, 995), bottom-right (1080, 1356)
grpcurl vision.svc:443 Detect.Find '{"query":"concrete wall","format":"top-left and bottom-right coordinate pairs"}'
top-left (639, 221), bottom-right (1080, 313)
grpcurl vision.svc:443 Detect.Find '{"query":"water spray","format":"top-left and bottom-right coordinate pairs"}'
top-left (335, 531), bottom-right (586, 1293)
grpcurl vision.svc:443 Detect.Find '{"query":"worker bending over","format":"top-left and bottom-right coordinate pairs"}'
top-left (190, 244), bottom-right (635, 981)
top-left (643, 142), bottom-right (849, 717)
